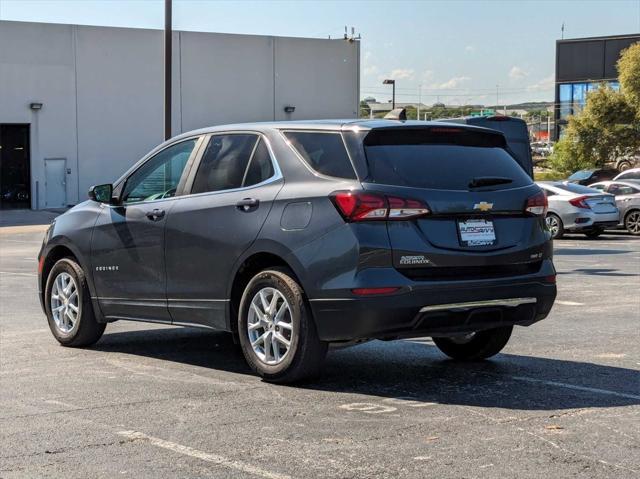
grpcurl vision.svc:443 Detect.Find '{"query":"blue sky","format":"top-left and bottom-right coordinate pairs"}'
top-left (1, 0), bottom-right (639, 105)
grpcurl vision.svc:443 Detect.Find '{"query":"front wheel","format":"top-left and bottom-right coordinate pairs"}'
top-left (433, 326), bottom-right (513, 361)
top-left (45, 258), bottom-right (106, 347)
top-left (624, 210), bottom-right (640, 235)
top-left (238, 268), bottom-right (328, 383)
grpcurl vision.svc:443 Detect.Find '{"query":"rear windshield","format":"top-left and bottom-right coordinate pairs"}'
top-left (363, 128), bottom-right (531, 190)
top-left (283, 131), bottom-right (356, 179)
top-left (552, 182), bottom-right (602, 194)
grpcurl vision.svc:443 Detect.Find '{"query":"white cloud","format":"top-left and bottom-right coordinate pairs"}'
top-left (509, 66), bottom-right (529, 80)
top-left (430, 76), bottom-right (471, 89)
top-left (389, 68), bottom-right (415, 80)
top-left (465, 45), bottom-right (476, 53)
top-left (526, 74), bottom-right (554, 92)
top-left (421, 70), bottom-right (434, 82)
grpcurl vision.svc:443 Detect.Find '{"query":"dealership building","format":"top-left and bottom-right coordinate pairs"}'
top-left (0, 20), bottom-right (360, 209)
top-left (554, 33), bottom-right (639, 140)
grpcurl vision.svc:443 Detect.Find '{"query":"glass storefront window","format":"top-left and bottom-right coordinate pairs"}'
top-left (572, 83), bottom-right (587, 113)
top-left (559, 84), bottom-right (572, 120)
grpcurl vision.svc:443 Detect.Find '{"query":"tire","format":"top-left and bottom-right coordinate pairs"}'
top-left (624, 210), bottom-right (640, 236)
top-left (44, 258), bottom-right (106, 347)
top-left (433, 326), bottom-right (513, 361)
top-left (617, 161), bottom-right (632, 172)
top-left (545, 213), bottom-right (564, 239)
top-left (237, 268), bottom-right (328, 383)
top-left (584, 228), bottom-right (603, 239)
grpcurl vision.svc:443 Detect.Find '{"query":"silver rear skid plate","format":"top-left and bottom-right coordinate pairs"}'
top-left (420, 297), bottom-right (537, 313)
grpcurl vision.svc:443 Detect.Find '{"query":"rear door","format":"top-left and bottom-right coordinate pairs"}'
top-left (164, 133), bottom-right (283, 329)
top-left (359, 126), bottom-right (545, 278)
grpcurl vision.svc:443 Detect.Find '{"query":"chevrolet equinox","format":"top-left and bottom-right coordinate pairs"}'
top-left (38, 120), bottom-right (557, 383)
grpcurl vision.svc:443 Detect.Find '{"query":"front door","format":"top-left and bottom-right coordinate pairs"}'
top-left (91, 138), bottom-right (200, 322)
top-left (164, 134), bottom-right (283, 329)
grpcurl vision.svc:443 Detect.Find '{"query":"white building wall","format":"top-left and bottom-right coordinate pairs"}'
top-left (0, 20), bottom-right (360, 209)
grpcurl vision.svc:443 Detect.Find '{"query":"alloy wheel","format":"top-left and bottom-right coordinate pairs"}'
top-left (50, 272), bottom-right (80, 333)
top-left (247, 287), bottom-right (294, 365)
top-left (546, 215), bottom-right (560, 237)
top-left (626, 211), bottom-right (640, 235)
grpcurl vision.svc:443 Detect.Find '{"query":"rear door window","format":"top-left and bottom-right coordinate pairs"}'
top-left (363, 128), bottom-right (531, 191)
top-left (283, 131), bottom-right (356, 179)
top-left (191, 134), bottom-right (258, 194)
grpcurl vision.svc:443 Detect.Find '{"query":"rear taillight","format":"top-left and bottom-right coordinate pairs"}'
top-left (568, 195), bottom-right (590, 209)
top-left (331, 191), bottom-right (430, 222)
top-left (525, 191), bottom-right (548, 216)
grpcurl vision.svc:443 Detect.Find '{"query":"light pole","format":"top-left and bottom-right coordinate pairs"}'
top-left (164, 0), bottom-right (172, 140)
top-left (383, 79), bottom-right (396, 109)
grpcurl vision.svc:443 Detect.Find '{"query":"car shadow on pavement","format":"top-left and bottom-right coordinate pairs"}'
top-left (553, 248), bottom-right (631, 256)
top-left (93, 328), bottom-right (640, 411)
top-left (558, 268), bottom-right (638, 277)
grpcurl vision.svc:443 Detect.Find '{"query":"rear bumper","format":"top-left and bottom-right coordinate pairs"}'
top-left (564, 211), bottom-right (619, 231)
top-left (309, 266), bottom-right (557, 341)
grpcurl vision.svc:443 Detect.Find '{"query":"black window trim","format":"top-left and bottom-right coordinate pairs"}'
top-left (279, 129), bottom-right (359, 181)
top-left (180, 131), bottom-right (282, 199)
top-left (111, 135), bottom-right (206, 207)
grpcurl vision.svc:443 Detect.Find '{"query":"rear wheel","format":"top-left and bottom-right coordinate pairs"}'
top-left (45, 258), bottom-right (106, 347)
top-left (433, 326), bottom-right (513, 361)
top-left (624, 210), bottom-right (640, 235)
top-left (238, 268), bottom-right (328, 383)
top-left (584, 228), bottom-right (603, 239)
top-left (545, 213), bottom-right (564, 239)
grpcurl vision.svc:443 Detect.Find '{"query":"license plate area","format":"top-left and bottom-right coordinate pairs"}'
top-left (457, 219), bottom-right (496, 247)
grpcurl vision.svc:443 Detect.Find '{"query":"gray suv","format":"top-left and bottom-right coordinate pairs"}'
top-left (38, 120), bottom-right (557, 383)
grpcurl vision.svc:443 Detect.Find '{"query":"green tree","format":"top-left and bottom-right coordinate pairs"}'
top-left (618, 42), bottom-right (640, 114)
top-left (550, 44), bottom-right (640, 174)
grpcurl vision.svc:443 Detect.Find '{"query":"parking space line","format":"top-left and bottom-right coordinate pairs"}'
top-left (555, 300), bottom-right (585, 306)
top-left (510, 376), bottom-right (640, 401)
top-left (118, 430), bottom-right (292, 479)
top-left (0, 271), bottom-right (37, 277)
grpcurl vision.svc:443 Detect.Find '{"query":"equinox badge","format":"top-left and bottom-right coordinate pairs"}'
top-left (473, 201), bottom-right (494, 212)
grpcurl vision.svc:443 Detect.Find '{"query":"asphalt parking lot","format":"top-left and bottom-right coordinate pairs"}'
top-left (1, 212), bottom-right (639, 479)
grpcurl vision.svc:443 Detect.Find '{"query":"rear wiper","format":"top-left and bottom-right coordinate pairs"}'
top-left (468, 176), bottom-right (513, 188)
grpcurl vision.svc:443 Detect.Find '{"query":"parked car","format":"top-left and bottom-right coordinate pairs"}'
top-left (537, 181), bottom-right (619, 239)
top-left (614, 154), bottom-right (639, 172)
top-left (38, 120), bottom-right (557, 383)
top-left (589, 181), bottom-right (640, 235)
top-left (613, 167), bottom-right (640, 182)
top-left (437, 116), bottom-right (534, 177)
top-left (567, 168), bottom-right (619, 185)
top-left (531, 141), bottom-right (553, 157)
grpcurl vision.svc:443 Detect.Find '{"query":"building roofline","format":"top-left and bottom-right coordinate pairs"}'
top-left (0, 19), bottom-right (357, 43)
top-left (556, 33), bottom-right (640, 44)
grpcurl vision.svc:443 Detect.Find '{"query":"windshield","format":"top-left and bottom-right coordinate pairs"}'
top-left (568, 170), bottom-right (593, 180)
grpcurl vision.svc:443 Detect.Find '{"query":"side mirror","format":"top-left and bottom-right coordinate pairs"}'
top-left (88, 184), bottom-right (113, 204)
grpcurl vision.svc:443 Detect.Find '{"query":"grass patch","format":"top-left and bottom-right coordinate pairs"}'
top-left (534, 170), bottom-right (566, 181)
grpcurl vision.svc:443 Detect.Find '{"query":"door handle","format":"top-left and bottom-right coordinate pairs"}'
top-left (236, 198), bottom-right (259, 211)
top-left (145, 208), bottom-right (166, 221)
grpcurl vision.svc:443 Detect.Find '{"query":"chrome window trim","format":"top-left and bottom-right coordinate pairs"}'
top-left (180, 130), bottom-right (283, 200)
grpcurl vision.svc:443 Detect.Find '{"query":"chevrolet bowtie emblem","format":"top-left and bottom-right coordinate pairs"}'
top-left (473, 202), bottom-right (494, 211)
